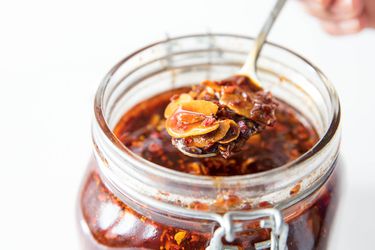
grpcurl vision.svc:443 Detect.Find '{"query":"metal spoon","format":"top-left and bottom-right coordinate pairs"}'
top-left (238, 0), bottom-right (288, 86)
top-left (176, 0), bottom-right (288, 158)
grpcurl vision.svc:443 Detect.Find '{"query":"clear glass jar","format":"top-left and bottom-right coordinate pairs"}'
top-left (77, 34), bottom-right (341, 250)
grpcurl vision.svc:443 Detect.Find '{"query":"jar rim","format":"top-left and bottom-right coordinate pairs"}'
top-left (94, 33), bottom-right (341, 189)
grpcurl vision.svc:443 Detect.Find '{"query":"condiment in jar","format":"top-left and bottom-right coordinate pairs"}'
top-left (77, 34), bottom-right (341, 250)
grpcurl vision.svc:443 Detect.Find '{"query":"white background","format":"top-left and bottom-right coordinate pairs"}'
top-left (0, 0), bottom-right (374, 249)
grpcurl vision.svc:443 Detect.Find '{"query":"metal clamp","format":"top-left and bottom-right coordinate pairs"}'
top-left (206, 208), bottom-right (289, 250)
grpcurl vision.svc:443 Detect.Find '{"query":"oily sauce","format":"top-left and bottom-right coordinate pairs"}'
top-left (113, 87), bottom-right (318, 176)
top-left (79, 86), bottom-right (339, 250)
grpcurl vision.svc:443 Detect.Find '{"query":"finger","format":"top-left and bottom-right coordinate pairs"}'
top-left (320, 13), bottom-right (367, 35)
top-left (301, 0), bottom-right (334, 10)
top-left (302, 0), bottom-right (364, 21)
top-left (330, 0), bottom-right (364, 15)
top-left (300, 0), bottom-right (334, 19)
top-left (321, 0), bottom-right (334, 9)
top-left (363, 0), bottom-right (375, 28)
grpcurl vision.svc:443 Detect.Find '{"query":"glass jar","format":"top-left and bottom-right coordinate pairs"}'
top-left (77, 34), bottom-right (341, 250)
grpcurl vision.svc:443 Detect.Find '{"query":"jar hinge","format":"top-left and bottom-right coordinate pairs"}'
top-left (206, 208), bottom-right (289, 250)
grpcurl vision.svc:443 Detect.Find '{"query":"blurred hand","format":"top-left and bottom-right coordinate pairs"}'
top-left (301, 0), bottom-right (375, 35)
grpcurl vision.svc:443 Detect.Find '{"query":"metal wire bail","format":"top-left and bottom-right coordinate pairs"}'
top-left (206, 208), bottom-right (289, 250)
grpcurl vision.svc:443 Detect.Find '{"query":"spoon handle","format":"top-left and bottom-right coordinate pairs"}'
top-left (239, 0), bottom-right (288, 76)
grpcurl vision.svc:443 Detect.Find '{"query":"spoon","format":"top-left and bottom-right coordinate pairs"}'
top-left (176, 0), bottom-right (287, 158)
top-left (238, 0), bottom-right (287, 87)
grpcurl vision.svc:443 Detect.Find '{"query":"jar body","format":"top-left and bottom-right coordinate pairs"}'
top-left (77, 34), bottom-right (341, 250)
top-left (77, 159), bottom-right (340, 250)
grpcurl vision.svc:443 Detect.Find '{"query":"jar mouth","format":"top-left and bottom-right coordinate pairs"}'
top-left (94, 33), bottom-right (341, 189)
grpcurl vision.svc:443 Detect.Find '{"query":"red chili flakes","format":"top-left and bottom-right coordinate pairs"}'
top-left (186, 162), bottom-right (203, 175)
top-left (170, 94), bottom-right (181, 101)
top-left (241, 201), bottom-right (253, 210)
top-left (189, 201), bottom-right (209, 211)
top-left (201, 116), bottom-right (216, 127)
top-left (223, 85), bottom-right (236, 94)
top-left (190, 235), bottom-right (200, 242)
top-left (290, 182), bottom-right (302, 196)
top-left (184, 137), bottom-right (193, 144)
top-left (226, 194), bottom-right (242, 207)
top-left (258, 201), bottom-right (272, 208)
top-left (150, 131), bottom-right (162, 139)
top-left (140, 216), bottom-right (146, 222)
top-left (213, 194), bottom-right (242, 211)
top-left (160, 230), bottom-right (168, 243)
top-left (148, 142), bottom-right (162, 153)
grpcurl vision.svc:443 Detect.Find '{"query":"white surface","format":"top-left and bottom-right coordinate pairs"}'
top-left (0, 0), bottom-right (374, 249)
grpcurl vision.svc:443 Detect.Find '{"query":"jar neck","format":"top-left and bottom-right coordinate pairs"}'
top-left (92, 118), bottom-right (340, 217)
top-left (91, 34), bottom-right (341, 219)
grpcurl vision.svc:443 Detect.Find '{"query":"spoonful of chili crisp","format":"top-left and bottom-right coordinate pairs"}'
top-left (164, 76), bottom-right (278, 158)
top-left (164, 0), bottom-right (286, 158)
